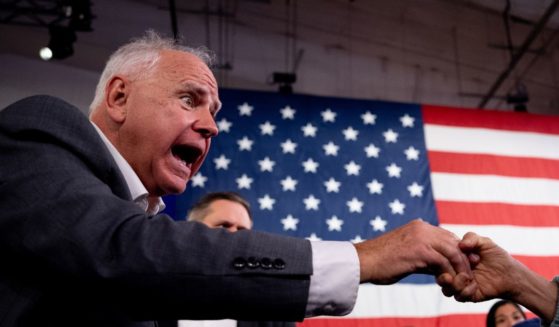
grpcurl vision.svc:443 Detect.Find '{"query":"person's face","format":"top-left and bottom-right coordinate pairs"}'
top-left (201, 199), bottom-right (252, 232)
top-left (494, 303), bottom-right (525, 327)
top-left (116, 50), bottom-right (220, 196)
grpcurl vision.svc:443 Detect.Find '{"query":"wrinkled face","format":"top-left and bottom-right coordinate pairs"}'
top-left (118, 50), bottom-right (220, 196)
top-left (494, 303), bottom-right (525, 327)
top-left (201, 199), bottom-right (252, 232)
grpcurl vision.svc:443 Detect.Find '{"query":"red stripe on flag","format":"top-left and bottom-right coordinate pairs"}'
top-left (514, 255), bottom-right (559, 281)
top-left (422, 105), bottom-right (559, 135)
top-left (299, 314), bottom-right (487, 327)
top-left (436, 201), bottom-right (559, 227)
top-left (429, 151), bottom-right (559, 180)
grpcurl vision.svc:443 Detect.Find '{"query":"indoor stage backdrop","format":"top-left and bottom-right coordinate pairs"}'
top-left (163, 88), bottom-right (559, 327)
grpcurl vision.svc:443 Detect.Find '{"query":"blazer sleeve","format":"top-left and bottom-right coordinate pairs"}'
top-left (0, 96), bottom-right (313, 322)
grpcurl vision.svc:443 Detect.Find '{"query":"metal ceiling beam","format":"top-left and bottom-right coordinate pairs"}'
top-left (478, 0), bottom-right (559, 108)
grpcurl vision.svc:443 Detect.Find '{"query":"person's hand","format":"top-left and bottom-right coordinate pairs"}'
top-left (354, 219), bottom-right (473, 285)
top-left (441, 232), bottom-right (558, 323)
top-left (446, 232), bottom-right (521, 302)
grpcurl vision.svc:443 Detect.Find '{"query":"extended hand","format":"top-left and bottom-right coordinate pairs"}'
top-left (354, 219), bottom-right (472, 285)
top-left (439, 232), bottom-right (558, 323)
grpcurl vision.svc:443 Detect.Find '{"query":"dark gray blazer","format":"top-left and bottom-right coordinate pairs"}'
top-left (0, 96), bottom-right (311, 327)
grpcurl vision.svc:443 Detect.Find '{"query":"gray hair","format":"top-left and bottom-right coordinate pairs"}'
top-left (89, 30), bottom-right (214, 114)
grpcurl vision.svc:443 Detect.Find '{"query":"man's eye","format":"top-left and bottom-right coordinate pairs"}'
top-left (181, 96), bottom-right (194, 107)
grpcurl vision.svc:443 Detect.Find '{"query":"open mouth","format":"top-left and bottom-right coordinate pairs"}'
top-left (171, 144), bottom-right (203, 166)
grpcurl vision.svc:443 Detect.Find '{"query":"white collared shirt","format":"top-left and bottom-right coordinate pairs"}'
top-left (91, 122), bottom-right (165, 215)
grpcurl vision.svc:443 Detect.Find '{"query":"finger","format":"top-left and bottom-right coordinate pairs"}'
top-left (458, 232), bottom-right (479, 252)
top-left (468, 253), bottom-right (480, 265)
top-left (441, 272), bottom-right (473, 298)
top-left (454, 280), bottom-right (478, 303)
top-left (437, 273), bottom-right (457, 298)
top-left (427, 251), bottom-right (457, 278)
top-left (437, 235), bottom-right (473, 278)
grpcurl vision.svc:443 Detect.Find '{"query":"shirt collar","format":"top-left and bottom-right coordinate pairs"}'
top-left (91, 122), bottom-right (165, 215)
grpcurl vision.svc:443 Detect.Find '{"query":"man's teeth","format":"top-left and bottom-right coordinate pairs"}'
top-left (174, 154), bottom-right (188, 166)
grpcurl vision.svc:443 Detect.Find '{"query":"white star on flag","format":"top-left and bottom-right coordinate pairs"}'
top-left (350, 235), bottom-right (364, 243)
top-left (303, 194), bottom-right (320, 210)
top-left (404, 146), bottom-right (420, 160)
top-left (383, 129), bottom-right (399, 143)
top-left (306, 233), bottom-right (322, 241)
top-left (238, 102), bottom-right (253, 116)
top-left (326, 215), bottom-right (344, 231)
top-left (217, 118), bottom-right (232, 133)
top-left (321, 108), bottom-right (336, 122)
top-left (236, 174), bottom-right (253, 189)
top-left (302, 158), bottom-right (319, 173)
top-left (259, 121), bottom-right (276, 135)
top-left (301, 123), bottom-right (318, 137)
top-left (280, 176), bottom-right (298, 191)
top-left (191, 173), bottom-right (207, 187)
top-left (361, 111), bottom-right (376, 125)
top-left (408, 182), bottom-right (424, 197)
top-left (280, 139), bottom-right (297, 154)
top-left (258, 157), bottom-right (275, 172)
top-left (370, 216), bottom-right (387, 231)
top-left (237, 136), bottom-right (253, 151)
top-left (400, 114), bottom-right (415, 127)
top-left (342, 127), bottom-right (359, 141)
top-left (367, 179), bottom-right (384, 194)
top-left (346, 197), bottom-right (364, 213)
top-left (280, 105), bottom-right (296, 119)
top-left (344, 161), bottom-right (361, 176)
top-left (323, 141), bottom-right (339, 156)
top-left (364, 144), bottom-right (380, 158)
top-left (386, 163), bottom-right (402, 178)
top-left (213, 154), bottom-right (231, 170)
top-left (389, 199), bottom-right (405, 215)
top-left (324, 177), bottom-right (341, 193)
top-left (281, 214), bottom-right (299, 231)
top-left (258, 194), bottom-right (276, 210)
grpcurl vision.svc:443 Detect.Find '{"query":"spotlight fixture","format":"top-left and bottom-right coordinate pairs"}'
top-left (271, 72), bottom-right (297, 94)
top-left (0, 0), bottom-right (94, 60)
top-left (39, 25), bottom-right (77, 61)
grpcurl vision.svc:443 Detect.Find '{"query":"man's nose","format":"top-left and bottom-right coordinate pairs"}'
top-left (193, 109), bottom-right (218, 138)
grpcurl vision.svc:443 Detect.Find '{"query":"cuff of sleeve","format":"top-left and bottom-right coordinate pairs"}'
top-left (305, 241), bottom-right (359, 317)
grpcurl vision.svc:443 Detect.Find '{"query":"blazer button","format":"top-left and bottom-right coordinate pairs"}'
top-left (273, 258), bottom-right (286, 270)
top-left (247, 257), bottom-right (260, 269)
top-left (232, 257), bottom-right (246, 270)
top-left (261, 257), bottom-right (272, 269)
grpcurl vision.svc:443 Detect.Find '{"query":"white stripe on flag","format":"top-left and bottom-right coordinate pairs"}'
top-left (425, 125), bottom-right (559, 159)
top-left (441, 224), bottom-right (559, 256)
top-left (431, 172), bottom-right (559, 206)
top-left (346, 284), bottom-right (497, 318)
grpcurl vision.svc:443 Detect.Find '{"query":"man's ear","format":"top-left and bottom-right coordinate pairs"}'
top-left (105, 76), bottom-right (129, 123)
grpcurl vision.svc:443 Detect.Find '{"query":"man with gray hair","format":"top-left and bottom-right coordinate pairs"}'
top-left (0, 30), bottom-right (474, 327)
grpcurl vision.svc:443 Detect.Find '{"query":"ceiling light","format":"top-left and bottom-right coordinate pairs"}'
top-left (40, 25), bottom-right (77, 60)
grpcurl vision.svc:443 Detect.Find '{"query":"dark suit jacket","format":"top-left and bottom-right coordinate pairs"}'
top-left (0, 96), bottom-right (312, 327)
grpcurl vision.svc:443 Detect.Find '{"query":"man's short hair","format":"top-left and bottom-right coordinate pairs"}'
top-left (89, 29), bottom-right (215, 114)
top-left (187, 191), bottom-right (252, 222)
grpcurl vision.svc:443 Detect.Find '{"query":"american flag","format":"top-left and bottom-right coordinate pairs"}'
top-left (163, 89), bottom-right (559, 326)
